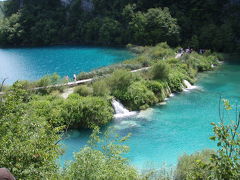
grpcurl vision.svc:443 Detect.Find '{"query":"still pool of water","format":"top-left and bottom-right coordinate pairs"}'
top-left (60, 60), bottom-right (240, 169)
top-left (0, 46), bottom-right (133, 84)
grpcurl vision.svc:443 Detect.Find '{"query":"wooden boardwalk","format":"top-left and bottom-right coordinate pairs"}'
top-left (0, 66), bottom-right (151, 95)
top-left (33, 78), bottom-right (93, 90)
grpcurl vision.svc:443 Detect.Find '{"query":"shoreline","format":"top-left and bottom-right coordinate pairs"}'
top-left (1, 44), bottom-right (224, 130)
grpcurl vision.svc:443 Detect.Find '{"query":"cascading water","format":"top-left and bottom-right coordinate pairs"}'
top-left (112, 99), bottom-right (136, 118)
top-left (183, 80), bottom-right (198, 90)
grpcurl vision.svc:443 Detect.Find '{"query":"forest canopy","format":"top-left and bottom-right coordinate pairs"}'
top-left (0, 0), bottom-right (239, 52)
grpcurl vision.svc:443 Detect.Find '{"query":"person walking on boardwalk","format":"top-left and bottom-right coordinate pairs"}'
top-left (73, 74), bottom-right (77, 81)
top-left (65, 75), bottom-right (69, 82)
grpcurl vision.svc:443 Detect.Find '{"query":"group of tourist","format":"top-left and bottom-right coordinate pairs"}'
top-left (65, 74), bottom-right (77, 82)
top-left (177, 48), bottom-right (207, 58)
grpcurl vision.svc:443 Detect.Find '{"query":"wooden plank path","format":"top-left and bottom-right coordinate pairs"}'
top-left (33, 78), bottom-right (93, 90)
top-left (0, 66), bottom-right (151, 95)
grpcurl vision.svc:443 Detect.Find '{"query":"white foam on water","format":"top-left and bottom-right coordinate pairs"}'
top-left (137, 108), bottom-right (154, 119)
top-left (183, 80), bottom-right (199, 90)
top-left (114, 120), bottom-right (140, 130)
top-left (112, 99), bottom-right (137, 118)
top-left (159, 102), bottom-right (167, 105)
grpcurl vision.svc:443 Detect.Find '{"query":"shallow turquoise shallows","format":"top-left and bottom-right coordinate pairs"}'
top-left (0, 46), bottom-right (133, 84)
top-left (60, 59), bottom-right (240, 169)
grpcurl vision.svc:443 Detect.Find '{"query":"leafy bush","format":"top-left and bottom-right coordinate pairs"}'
top-left (74, 85), bottom-right (93, 96)
top-left (167, 71), bottom-right (185, 92)
top-left (92, 80), bottom-right (110, 97)
top-left (33, 73), bottom-right (65, 95)
top-left (175, 149), bottom-right (215, 180)
top-left (176, 100), bottom-right (240, 180)
top-left (77, 64), bottom-right (141, 80)
top-left (145, 80), bottom-right (166, 101)
top-left (129, 8), bottom-right (179, 45)
top-left (0, 83), bottom-right (62, 179)
top-left (183, 53), bottom-right (218, 72)
top-left (63, 94), bottom-right (113, 129)
top-left (127, 44), bottom-right (147, 54)
top-left (151, 61), bottom-right (170, 81)
top-left (63, 128), bottom-right (138, 180)
top-left (124, 81), bottom-right (158, 110)
top-left (150, 43), bottom-right (175, 59)
top-left (29, 95), bottom-right (65, 127)
top-left (107, 69), bottom-right (139, 99)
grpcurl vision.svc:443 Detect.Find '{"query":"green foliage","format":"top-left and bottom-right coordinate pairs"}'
top-left (33, 73), bottom-right (65, 95)
top-left (204, 99), bottom-right (240, 179)
top-left (181, 52), bottom-right (218, 72)
top-left (99, 17), bottom-right (122, 45)
top-left (0, 82), bottom-right (62, 179)
top-left (175, 150), bottom-right (215, 180)
top-left (29, 95), bottom-right (65, 128)
top-left (74, 85), bottom-right (93, 96)
top-left (179, 100), bottom-right (240, 180)
top-left (124, 81), bottom-right (158, 110)
top-left (151, 61), bottom-right (170, 81)
top-left (150, 43), bottom-right (175, 60)
top-left (0, 0), bottom-right (239, 52)
top-left (128, 7), bottom-right (179, 45)
top-left (77, 63), bottom-right (141, 80)
top-left (188, 35), bottom-right (199, 49)
top-left (140, 166), bottom-right (175, 180)
top-left (167, 70), bottom-right (185, 92)
top-left (145, 80), bottom-right (166, 101)
top-left (92, 80), bottom-right (110, 97)
top-left (107, 69), bottom-right (139, 99)
top-left (63, 94), bottom-right (113, 129)
top-left (0, 12), bottom-right (23, 45)
top-left (63, 127), bottom-right (138, 180)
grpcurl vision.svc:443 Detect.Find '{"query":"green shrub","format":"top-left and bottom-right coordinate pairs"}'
top-left (149, 43), bottom-right (175, 59)
top-left (74, 85), bottom-right (93, 96)
top-left (167, 71), bottom-right (185, 92)
top-left (63, 95), bottom-right (113, 129)
top-left (127, 56), bottom-right (152, 67)
top-left (145, 80), bottom-right (165, 101)
top-left (33, 73), bottom-right (64, 94)
top-left (63, 128), bottom-right (138, 180)
top-left (77, 64), bottom-right (141, 80)
top-left (124, 81), bottom-right (157, 110)
top-left (29, 95), bottom-right (65, 128)
top-left (107, 69), bottom-right (139, 99)
top-left (127, 44), bottom-right (147, 54)
top-left (16, 80), bottom-right (34, 90)
top-left (183, 53), bottom-right (218, 72)
top-left (175, 149), bottom-right (215, 180)
top-left (0, 84), bottom-right (62, 179)
top-left (151, 62), bottom-right (170, 81)
top-left (92, 80), bottom-right (110, 97)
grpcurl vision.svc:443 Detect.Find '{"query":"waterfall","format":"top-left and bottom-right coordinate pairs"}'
top-left (183, 80), bottom-right (197, 90)
top-left (112, 99), bottom-right (136, 118)
top-left (175, 53), bottom-right (183, 59)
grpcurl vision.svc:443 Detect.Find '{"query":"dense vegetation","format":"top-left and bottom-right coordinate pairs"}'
top-left (0, 1), bottom-right (239, 179)
top-left (0, 41), bottom-right (239, 179)
top-left (0, 0), bottom-right (239, 52)
top-left (1, 83), bottom-right (239, 179)
top-left (1, 43), bottom-right (223, 123)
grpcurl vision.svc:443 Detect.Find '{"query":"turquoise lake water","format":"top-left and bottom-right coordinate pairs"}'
top-left (0, 46), bottom-right (133, 84)
top-left (60, 59), bottom-right (240, 169)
